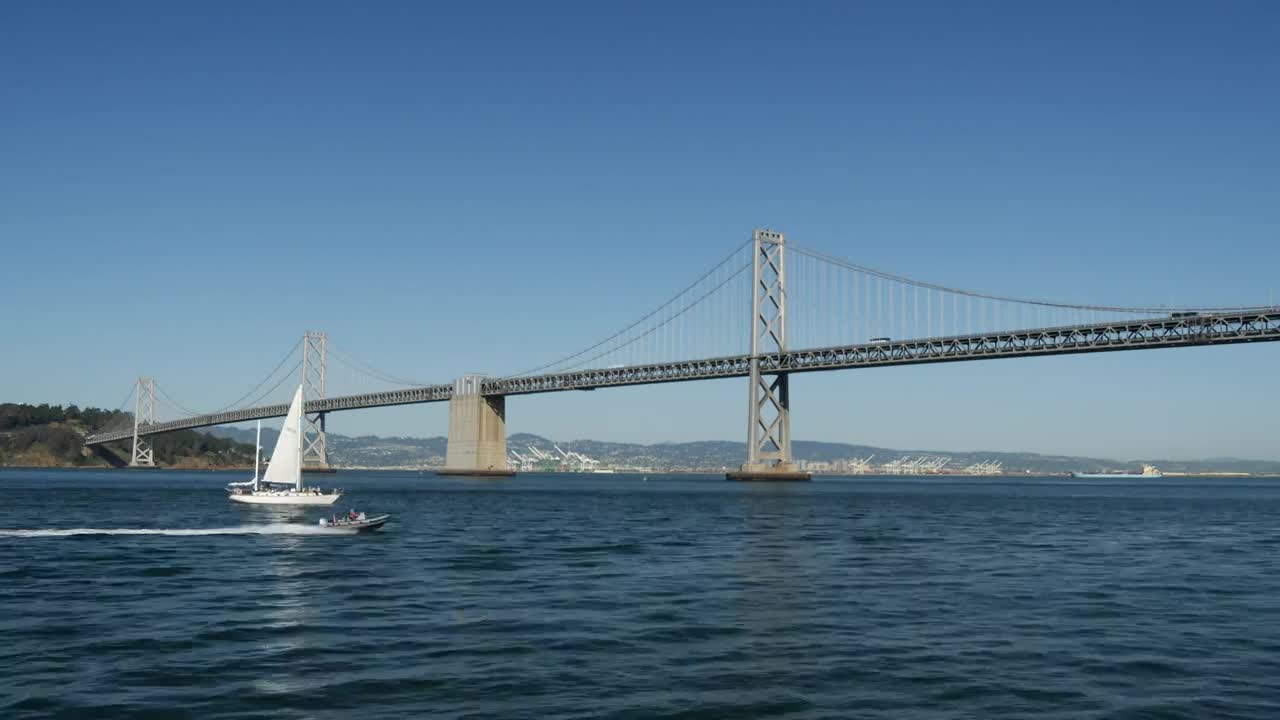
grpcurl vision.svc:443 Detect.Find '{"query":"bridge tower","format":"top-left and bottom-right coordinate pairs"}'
top-left (439, 375), bottom-right (514, 476)
top-left (301, 331), bottom-right (332, 472)
top-left (130, 376), bottom-right (156, 468)
top-left (728, 229), bottom-right (810, 481)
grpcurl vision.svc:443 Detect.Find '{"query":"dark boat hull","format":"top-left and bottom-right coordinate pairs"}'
top-left (323, 514), bottom-right (390, 532)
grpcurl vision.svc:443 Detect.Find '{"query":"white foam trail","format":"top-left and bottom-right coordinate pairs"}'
top-left (0, 524), bottom-right (357, 537)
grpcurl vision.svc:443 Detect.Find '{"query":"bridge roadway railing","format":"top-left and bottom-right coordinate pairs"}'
top-left (482, 309), bottom-right (1280, 395)
top-left (85, 309), bottom-right (1279, 446)
top-left (84, 384), bottom-right (455, 446)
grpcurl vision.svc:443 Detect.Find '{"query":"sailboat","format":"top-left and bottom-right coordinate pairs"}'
top-left (227, 385), bottom-right (341, 505)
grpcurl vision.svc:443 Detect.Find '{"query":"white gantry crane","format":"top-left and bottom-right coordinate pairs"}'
top-left (881, 455), bottom-right (950, 475)
top-left (554, 444), bottom-right (602, 472)
top-left (962, 459), bottom-right (1004, 475)
top-left (514, 442), bottom-right (608, 473)
top-left (509, 449), bottom-right (536, 472)
top-left (845, 455), bottom-right (875, 474)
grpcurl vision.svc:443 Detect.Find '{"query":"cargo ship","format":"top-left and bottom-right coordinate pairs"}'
top-left (1070, 464), bottom-right (1162, 479)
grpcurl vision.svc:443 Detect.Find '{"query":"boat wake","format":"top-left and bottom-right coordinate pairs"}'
top-left (0, 524), bottom-right (357, 538)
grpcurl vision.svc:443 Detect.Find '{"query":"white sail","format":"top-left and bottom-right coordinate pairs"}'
top-left (262, 386), bottom-right (303, 489)
top-left (252, 420), bottom-right (261, 489)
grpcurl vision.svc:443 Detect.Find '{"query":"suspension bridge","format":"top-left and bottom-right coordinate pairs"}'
top-left (84, 230), bottom-right (1280, 480)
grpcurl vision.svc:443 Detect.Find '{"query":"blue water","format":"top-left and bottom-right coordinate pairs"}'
top-left (3, 469), bottom-right (1280, 719)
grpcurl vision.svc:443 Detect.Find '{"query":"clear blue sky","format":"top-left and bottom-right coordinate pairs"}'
top-left (2, 1), bottom-right (1278, 460)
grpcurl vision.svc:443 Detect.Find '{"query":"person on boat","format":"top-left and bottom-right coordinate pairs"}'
top-left (349, 509), bottom-right (359, 520)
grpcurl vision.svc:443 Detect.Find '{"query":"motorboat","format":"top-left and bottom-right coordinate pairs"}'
top-left (319, 511), bottom-right (389, 532)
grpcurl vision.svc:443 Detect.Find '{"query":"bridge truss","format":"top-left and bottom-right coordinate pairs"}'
top-left (85, 308), bottom-right (1280, 447)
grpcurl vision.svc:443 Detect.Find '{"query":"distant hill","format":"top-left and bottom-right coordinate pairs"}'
top-left (0, 403), bottom-right (256, 469)
top-left (209, 426), bottom-right (447, 468)
top-left (207, 427), bottom-right (1280, 475)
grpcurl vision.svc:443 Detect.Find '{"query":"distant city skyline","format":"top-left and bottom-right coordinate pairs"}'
top-left (2, 2), bottom-right (1278, 460)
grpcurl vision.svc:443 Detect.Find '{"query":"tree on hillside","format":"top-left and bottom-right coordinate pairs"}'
top-left (0, 402), bottom-right (253, 467)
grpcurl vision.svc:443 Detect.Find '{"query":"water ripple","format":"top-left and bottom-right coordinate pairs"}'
top-left (3, 470), bottom-right (1280, 718)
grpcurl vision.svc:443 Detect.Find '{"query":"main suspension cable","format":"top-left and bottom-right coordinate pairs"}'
top-left (329, 344), bottom-right (429, 387)
top-left (791, 244), bottom-right (1272, 314)
top-left (504, 238), bottom-right (753, 377)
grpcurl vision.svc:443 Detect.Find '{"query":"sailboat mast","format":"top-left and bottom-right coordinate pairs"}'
top-left (253, 420), bottom-right (261, 491)
top-left (295, 390), bottom-right (303, 491)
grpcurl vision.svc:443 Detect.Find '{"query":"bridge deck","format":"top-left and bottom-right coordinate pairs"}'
top-left (84, 310), bottom-right (1280, 445)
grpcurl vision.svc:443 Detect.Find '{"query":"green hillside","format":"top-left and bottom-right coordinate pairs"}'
top-left (0, 403), bottom-right (256, 469)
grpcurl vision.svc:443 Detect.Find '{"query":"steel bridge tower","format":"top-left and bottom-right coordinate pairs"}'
top-left (130, 376), bottom-right (156, 468)
top-left (301, 331), bottom-right (331, 471)
top-left (728, 229), bottom-right (810, 481)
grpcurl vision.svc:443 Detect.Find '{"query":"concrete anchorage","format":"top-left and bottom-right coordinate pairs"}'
top-left (438, 375), bottom-right (514, 477)
top-left (727, 229), bottom-right (811, 481)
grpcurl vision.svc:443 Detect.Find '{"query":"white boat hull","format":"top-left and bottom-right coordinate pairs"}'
top-left (227, 387), bottom-right (341, 506)
top-left (229, 491), bottom-right (341, 506)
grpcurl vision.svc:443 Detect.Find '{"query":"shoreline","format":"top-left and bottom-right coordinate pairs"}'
top-left (2, 465), bottom-right (1275, 479)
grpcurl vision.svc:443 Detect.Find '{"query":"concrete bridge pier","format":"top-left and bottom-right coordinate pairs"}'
top-left (438, 375), bottom-right (514, 477)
